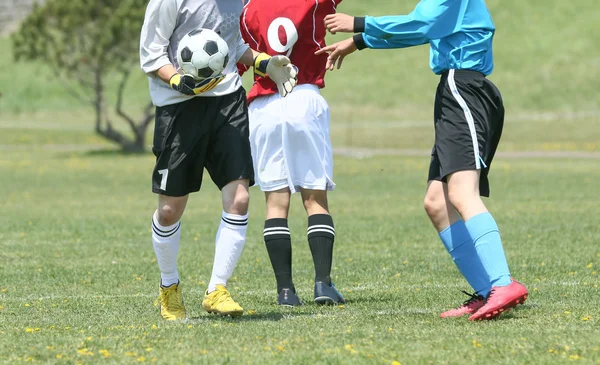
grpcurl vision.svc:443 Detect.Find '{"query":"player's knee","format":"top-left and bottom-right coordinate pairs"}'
top-left (224, 189), bottom-right (250, 214)
top-left (447, 190), bottom-right (468, 214)
top-left (157, 204), bottom-right (181, 226)
top-left (423, 192), bottom-right (445, 219)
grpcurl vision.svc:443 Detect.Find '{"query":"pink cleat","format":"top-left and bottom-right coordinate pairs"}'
top-left (440, 291), bottom-right (485, 318)
top-left (469, 281), bottom-right (528, 321)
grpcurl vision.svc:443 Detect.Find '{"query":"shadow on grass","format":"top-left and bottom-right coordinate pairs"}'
top-left (53, 148), bottom-right (152, 159)
top-left (83, 149), bottom-right (151, 158)
top-left (186, 311), bottom-right (294, 323)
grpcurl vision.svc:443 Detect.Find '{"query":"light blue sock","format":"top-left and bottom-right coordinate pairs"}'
top-left (439, 221), bottom-right (491, 297)
top-left (465, 212), bottom-right (512, 287)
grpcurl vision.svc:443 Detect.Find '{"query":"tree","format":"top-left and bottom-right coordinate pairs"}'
top-left (11, 0), bottom-right (154, 153)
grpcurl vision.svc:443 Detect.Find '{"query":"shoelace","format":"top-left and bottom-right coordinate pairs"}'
top-left (460, 290), bottom-right (484, 306)
top-left (211, 289), bottom-right (232, 305)
top-left (161, 286), bottom-right (184, 311)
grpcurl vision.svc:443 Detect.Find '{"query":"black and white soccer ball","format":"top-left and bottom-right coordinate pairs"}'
top-left (177, 29), bottom-right (229, 80)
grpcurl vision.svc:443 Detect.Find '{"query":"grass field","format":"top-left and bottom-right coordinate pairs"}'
top-left (1, 130), bottom-right (600, 364)
top-left (1, 0), bottom-right (600, 363)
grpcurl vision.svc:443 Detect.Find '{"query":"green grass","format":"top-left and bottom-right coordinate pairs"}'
top-left (1, 123), bottom-right (600, 364)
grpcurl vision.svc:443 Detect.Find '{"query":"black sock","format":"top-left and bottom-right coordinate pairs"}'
top-left (307, 214), bottom-right (335, 285)
top-left (264, 218), bottom-right (294, 293)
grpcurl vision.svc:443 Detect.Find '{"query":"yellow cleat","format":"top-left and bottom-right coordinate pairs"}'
top-left (202, 285), bottom-right (243, 317)
top-left (154, 282), bottom-right (186, 320)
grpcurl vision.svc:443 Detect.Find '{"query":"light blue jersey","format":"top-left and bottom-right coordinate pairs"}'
top-left (354, 0), bottom-right (496, 75)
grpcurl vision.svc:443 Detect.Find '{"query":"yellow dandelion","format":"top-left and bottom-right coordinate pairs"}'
top-left (137, 356), bottom-right (146, 362)
top-left (1, 288), bottom-right (7, 292)
top-left (277, 345), bottom-right (284, 351)
top-left (152, 324), bottom-right (158, 330)
top-left (47, 346), bottom-right (54, 350)
top-left (247, 310), bottom-right (257, 315)
top-left (145, 347), bottom-right (152, 352)
top-left (99, 349), bottom-right (110, 358)
top-left (338, 305), bottom-right (345, 309)
top-left (56, 354), bottom-right (63, 359)
top-left (564, 311), bottom-right (571, 315)
top-left (187, 325), bottom-right (193, 329)
top-left (264, 346), bottom-right (271, 351)
top-left (24, 303), bottom-right (30, 307)
top-left (569, 354), bottom-right (581, 360)
top-left (0, 305), bottom-right (4, 310)
top-left (201, 350), bottom-right (208, 355)
top-left (392, 361), bottom-right (402, 365)
top-left (25, 328), bottom-right (34, 333)
top-left (581, 316), bottom-right (591, 321)
top-left (587, 263), bottom-right (593, 269)
top-left (125, 352), bottom-right (137, 357)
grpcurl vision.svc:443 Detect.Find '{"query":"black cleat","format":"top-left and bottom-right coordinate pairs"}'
top-left (314, 281), bottom-right (346, 305)
top-left (278, 288), bottom-right (302, 307)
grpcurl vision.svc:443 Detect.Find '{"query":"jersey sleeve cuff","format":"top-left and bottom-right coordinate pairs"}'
top-left (353, 17), bottom-right (366, 33)
top-left (141, 56), bottom-right (172, 78)
top-left (353, 34), bottom-right (367, 51)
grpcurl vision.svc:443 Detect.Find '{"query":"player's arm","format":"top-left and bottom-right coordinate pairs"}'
top-left (324, 0), bottom-right (464, 49)
top-left (237, 44), bottom-right (298, 98)
top-left (139, 0), bottom-right (223, 95)
top-left (140, 0), bottom-right (178, 83)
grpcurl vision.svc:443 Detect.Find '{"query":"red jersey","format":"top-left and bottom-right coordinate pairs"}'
top-left (239, 0), bottom-right (342, 103)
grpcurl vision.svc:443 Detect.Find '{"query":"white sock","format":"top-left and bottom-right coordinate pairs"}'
top-left (151, 210), bottom-right (181, 287)
top-left (207, 211), bottom-right (248, 293)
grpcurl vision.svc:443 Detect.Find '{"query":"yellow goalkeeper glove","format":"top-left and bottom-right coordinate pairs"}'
top-left (169, 73), bottom-right (225, 96)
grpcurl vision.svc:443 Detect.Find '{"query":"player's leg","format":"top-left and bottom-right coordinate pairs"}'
top-left (150, 98), bottom-right (211, 320)
top-left (424, 179), bottom-right (489, 318)
top-left (439, 70), bottom-right (527, 320)
top-left (202, 88), bottom-right (254, 317)
top-left (301, 189), bottom-right (345, 304)
top-left (152, 194), bottom-right (187, 320)
top-left (263, 188), bottom-right (302, 306)
top-left (447, 170), bottom-right (527, 320)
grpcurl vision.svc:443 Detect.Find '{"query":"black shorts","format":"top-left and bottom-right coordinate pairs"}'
top-left (152, 88), bottom-right (254, 197)
top-left (428, 69), bottom-right (505, 197)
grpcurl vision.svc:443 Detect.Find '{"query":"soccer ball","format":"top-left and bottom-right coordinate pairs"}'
top-left (177, 29), bottom-right (229, 80)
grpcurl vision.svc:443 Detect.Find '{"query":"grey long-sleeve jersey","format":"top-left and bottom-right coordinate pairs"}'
top-left (140, 0), bottom-right (250, 107)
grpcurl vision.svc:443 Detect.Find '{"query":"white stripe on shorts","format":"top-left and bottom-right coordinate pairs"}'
top-left (447, 69), bottom-right (481, 170)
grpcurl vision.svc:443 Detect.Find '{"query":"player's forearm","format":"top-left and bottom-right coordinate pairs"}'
top-left (355, 0), bottom-right (460, 43)
top-left (353, 32), bottom-right (427, 51)
top-left (238, 48), bottom-right (262, 67)
top-left (155, 64), bottom-right (178, 84)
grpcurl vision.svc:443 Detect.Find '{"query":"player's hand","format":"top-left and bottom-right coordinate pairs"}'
top-left (315, 37), bottom-right (357, 71)
top-left (254, 53), bottom-right (298, 97)
top-left (169, 73), bottom-right (225, 95)
top-left (324, 13), bottom-right (354, 34)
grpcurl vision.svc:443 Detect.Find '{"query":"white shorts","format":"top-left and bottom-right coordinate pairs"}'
top-left (248, 84), bottom-right (335, 193)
